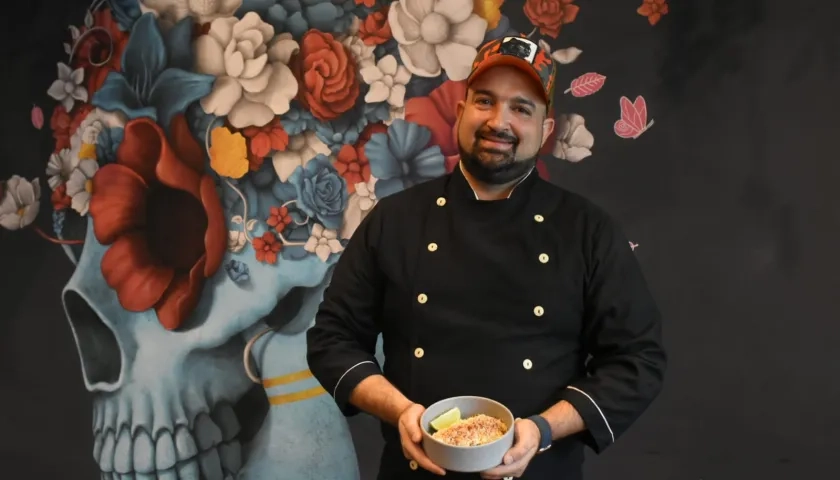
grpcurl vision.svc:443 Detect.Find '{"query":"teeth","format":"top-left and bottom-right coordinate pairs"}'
top-left (198, 449), bottom-right (224, 480)
top-left (132, 429), bottom-right (155, 473)
top-left (93, 433), bottom-right (104, 462)
top-left (219, 441), bottom-right (241, 474)
top-left (135, 474), bottom-right (155, 480)
top-left (157, 469), bottom-right (177, 480)
top-left (113, 427), bottom-right (134, 474)
top-left (211, 403), bottom-right (240, 442)
top-left (176, 459), bottom-right (200, 479)
top-left (175, 426), bottom-right (198, 461)
top-left (99, 430), bottom-right (116, 472)
top-left (194, 413), bottom-right (223, 451)
top-left (155, 432), bottom-right (177, 471)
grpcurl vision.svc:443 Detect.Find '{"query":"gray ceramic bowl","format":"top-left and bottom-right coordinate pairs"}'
top-left (420, 396), bottom-right (515, 473)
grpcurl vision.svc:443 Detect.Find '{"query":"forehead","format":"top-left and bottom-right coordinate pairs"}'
top-left (468, 65), bottom-right (545, 105)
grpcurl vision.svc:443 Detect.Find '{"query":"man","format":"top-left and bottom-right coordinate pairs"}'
top-left (306, 36), bottom-right (667, 480)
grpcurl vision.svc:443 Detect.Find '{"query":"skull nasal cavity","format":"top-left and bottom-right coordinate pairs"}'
top-left (63, 290), bottom-right (122, 387)
top-left (145, 185), bottom-right (207, 271)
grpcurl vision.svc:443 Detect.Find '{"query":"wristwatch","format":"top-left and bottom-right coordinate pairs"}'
top-left (526, 415), bottom-right (552, 453)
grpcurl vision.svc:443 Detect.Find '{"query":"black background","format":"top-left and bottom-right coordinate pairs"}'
top-left (1, 0), bottom-right (838, 479)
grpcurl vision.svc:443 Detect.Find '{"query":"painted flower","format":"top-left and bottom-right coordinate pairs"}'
top-left (88, 114), bottom-right (227, 331)
top-left (365, 119), bottom-right (445, 198)
top-left (224, 259), bottom-right (250, 282)
top-left (50, 104), bottom-right (93, 152)
top-left (140, 0), bottom-right (243, 26)
top-left (46, 148), bottom-right (75, 190)
top-left (523, 0), bottom-right (579, 38)
top-left (91, 13), bottom-right (215, 130)
top-left (95, 127), bottom-right (125, 165)
top-left (358, 5), bottom-right (392, 45)
top-left (51, 184), bottom-right (73, 211)
top-left (334, 144), bottom-right (371, 193)
top-left (47, 62), bottom-right (88, 112)
top-left (360, 55), bottom-right (411, 108)
top-left (194, 13), bottom-right (300, 128)
top-left (65, 159), bottom-right (100, 216)
top-left (341, 33), bottom-right (377, 69)
top-left (304, 223), bottom-right (344, 262)
top-left (72, 8), bottom-right (130, 93)
top-left (242, 117), bottom-right (290, 158)
top-left (404, 80), bottom-right (466, 171)
top-left (253, 231), bottom-right (282, 264)
top-left (288, 154), bottom-right (349, 230)
top-left (209, 126), bottom-right (250, 179)
top-left (340, 176), bottom-right (377, 239)
top-left (553, 114), bottom-right (594, 162)
top-left (0, 175), bottom-right (41, 231)
top-left (266, 205), bottom-right (294, 233)
top-left (68, 108), bottom-right (127, 167)
top-left (272, 131), bottom-right (331, 182)
top-left (473, 0), bottom-right (503, 30)
top-left (388, 0), bottom-right (487, 80)
top-left (228, 230), bottom-right (247, 252)
top-left (237, 0), bottom-right (358, 38)
top-left (293, 30), bottom-right (360, 121)
top-left (637, 0), bottom-right (669, 26)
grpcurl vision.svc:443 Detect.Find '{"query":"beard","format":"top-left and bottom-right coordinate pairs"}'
top-left (458, 127), bottom-right (538, 185)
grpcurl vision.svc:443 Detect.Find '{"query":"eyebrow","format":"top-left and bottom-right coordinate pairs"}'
top-left (472, 89), bottom-right (537, 110)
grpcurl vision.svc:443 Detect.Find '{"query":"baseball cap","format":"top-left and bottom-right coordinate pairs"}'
top-left (467, 36), bottom-right (557, 109)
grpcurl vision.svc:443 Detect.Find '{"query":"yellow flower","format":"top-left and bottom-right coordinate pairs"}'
top-left (209, 126), bottom-right (249, 179)
top-left (78, 143), bottom-right (97, 160)
top-left (473, 0), bottom-right (504, 30)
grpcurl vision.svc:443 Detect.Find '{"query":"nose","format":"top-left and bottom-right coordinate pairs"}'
top-left (486, 105), bottom-right (511, 132)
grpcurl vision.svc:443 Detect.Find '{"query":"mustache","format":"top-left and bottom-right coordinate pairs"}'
top-left (475, 128), bottom-right (518, 145)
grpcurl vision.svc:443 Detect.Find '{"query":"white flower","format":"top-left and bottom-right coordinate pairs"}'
top-left (140, 0), bottom-right (243, 27)
top-left (360, 55), bottom-right (411, 107)
top-left (65, 159), bottom-right (99, 216)
top-left (46, 148), bottom-right (75, 190)
top-left (0, 176), bottom-right (41, 231)
top-left (68, 108), bottom-right (127, 168)
top-left (341, 34), bottom-right (376, 70)
top-left (553, 114), bottom-right (594, 162)
top-left (340, 176), bottom-right (378, 239)
top-left (388, 0), bottom-right (487, 80)
top-left (271, 131), bottom-right (331, 182)
top-left (228, 230), bottom-right (247, 252)
top-left (305, 223), bottom-right (344, 262)
top-left (195, 13), bottom-right (300, 129)
top-left (46, 62), bottom-right (88, 112)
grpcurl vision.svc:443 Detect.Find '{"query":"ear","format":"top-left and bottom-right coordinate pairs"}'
top-left (540, 116), bottom-right (555, 148)
top-left (456, 99), bottom-right (465, 119)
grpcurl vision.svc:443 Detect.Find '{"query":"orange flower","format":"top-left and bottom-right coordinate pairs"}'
top-left (253, 231), bottom-right (282, 264)
top-left (51, 183), bottom-right (72, 210)
top-left (242, 117), bottom-right (290, 158)
top-left (474, 0), bottom-right (504, 30)
top-left (637, 0), bottom-right (668, 26)
top-left (355, 0), bottom-right (376, 6)
top-left (523, 0), bottom-right (579, 38)
top-left (266, 206), bottom-right (293, 233)
top-left (209, 126), bottom-right (249, 179)
top-left (358, 5), bottom-right (392, 46)
top-left (292, 30), bottom-right (360, 121)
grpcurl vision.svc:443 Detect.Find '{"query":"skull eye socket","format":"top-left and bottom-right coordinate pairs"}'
top-left (63, 289), bottom-right (122, 388)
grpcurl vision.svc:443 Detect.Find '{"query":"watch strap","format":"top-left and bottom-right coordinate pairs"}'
top-left (526, 415), bottom-right (552, 452)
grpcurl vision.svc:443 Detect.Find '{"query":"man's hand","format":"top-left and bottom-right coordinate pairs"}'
top-left (480, 418), bottom-right (540, 479)
top-left (398, 403), bottom-right (446, 476)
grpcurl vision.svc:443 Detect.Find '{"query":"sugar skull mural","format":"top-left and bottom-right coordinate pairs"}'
top-left (4, 0), bottom-right (663, 478)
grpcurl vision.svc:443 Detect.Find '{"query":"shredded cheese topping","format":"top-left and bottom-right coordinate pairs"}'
top-left (431, 414), bottom-right (508, 447)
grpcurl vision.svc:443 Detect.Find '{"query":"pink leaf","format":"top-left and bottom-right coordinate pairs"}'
top-left (564, 72), bottom-right (606, 97)
top-left (31, 104), bottom-right (44, 130)
top-left (613, 95), bottom-right (654, 139)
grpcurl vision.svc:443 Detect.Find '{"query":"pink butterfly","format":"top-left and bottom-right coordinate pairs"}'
top-left (614, 95), bottom-right (654, 139)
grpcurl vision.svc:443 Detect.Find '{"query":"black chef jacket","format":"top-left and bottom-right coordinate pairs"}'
top-left (307, 164), bottom-right (667, 480)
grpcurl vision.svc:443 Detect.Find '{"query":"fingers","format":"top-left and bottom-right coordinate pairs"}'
top-left (402, 437), bottom-right (446, 475)
top-left (399, 406), bottom-right (446, 476)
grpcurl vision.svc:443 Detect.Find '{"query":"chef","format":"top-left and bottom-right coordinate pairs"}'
top-left (306, 36), bottom-right (667, 480)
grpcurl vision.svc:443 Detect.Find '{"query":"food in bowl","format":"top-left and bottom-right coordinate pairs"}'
top-left (428, 407), bottom-right (509, 447)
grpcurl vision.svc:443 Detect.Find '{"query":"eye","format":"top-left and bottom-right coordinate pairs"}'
top-left (515, 107), bottom-right (532, 116)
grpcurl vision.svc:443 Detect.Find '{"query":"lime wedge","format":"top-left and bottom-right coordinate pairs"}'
top-left (430, 407), bottom-right (461, 431)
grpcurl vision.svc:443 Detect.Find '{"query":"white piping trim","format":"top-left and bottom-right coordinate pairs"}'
top-left (566, 386), bottom-right (615, 443)
top-left (459, 161), bottom-right (535, 200)
top-left (332, 360), bottom-right (376, 399)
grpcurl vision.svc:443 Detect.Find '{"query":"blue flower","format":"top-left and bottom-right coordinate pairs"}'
top-left (225, 260), bottom-right (251, 284)
top-left (91, 13), bottom-right (215, 131)
top-left (95, 127), bottom-right (124, 165)
top-left (365, 119), bottom-right (446, 198)
top-left (279, 103), bottom-right (317, 135)
top-left (483, 15), bottom-right (518, 43)
top-left (312, 102), bottom-right (369, 154)
top-left (287, 154), bottom-right (348, 230)
top-left (364, 101), bottom-right (391, 124)
top-left (52, 209), bottom-right (66, 237)
top-left (185, 102), bottom-right (225, 149)
top-left (237, 0), bottom-right (357, 39)
top-left (108, 0), bottom-right (142, 31)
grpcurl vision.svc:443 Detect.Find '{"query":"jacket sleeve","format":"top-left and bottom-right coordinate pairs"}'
top-left (558, 215), bottom-right (667, 453)
top-left (306, 203), bottom-right (386, 416)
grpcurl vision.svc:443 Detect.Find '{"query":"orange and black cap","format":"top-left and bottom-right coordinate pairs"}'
top-left (467, 36), bottom-right (557, 109)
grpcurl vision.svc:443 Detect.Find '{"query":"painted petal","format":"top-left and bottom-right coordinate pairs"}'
top-left (194, 35), bottom-right (226, 76)
top-left (57, 62), bottom-right (72, 81)
top-left (19, 203), bottom-right (39, 229)
top-left (199, 175), bottom-right (227, 276)
top-left (398, 42), bottom-right (441, 77)
top-left (78, 158), bottom-right (99, 178)
top-left (0, 212), bottom-right (21, 230)
top-left (227, 98), bottom-right (275, 129)
top-left (311, 222), bottom-right (324, 237)
top-left (393, 65), bottom-right (411, 85)
top-left (224, 43), bottom-right (245, 77)
top-left (449, 14), bottom-right (487, 48)
top-left (360, 64), bottom-right (385, 84)
top-left (155, 257), bottom-right (206, 330)
top-left (241, 53), bottom-right (268, 79)
top-left (70, 67), bottom-right (85, 85)
top-left (271, 151), bottom-right (302, 182)
top-left (378, 55), bottom-right (398, 77)
top-left (266, 34), bottom-right (300, 64)
top-left (237, 63), bottom-right (272, 93)
top-left (322, 228), bottom-right (337, 240)
top-left (101, 232), bottom-right (175, 311)
top-left (433, 0), bottom-right (473, 24)
top-left (71, 190), bottom-right (91, 215)
top-left (359, 196), bottom-right (374, 211)
top-left (200, 76), bottom-right (243, 117)
top-left (65, 169), bottom-right (88, 196)
top-left (315, 243), bottom-right (331, 262)
top-left (304, 235), bottom-right (318, 252)
top-left (326, 238), bottom-right (343, 253)
top-left (242, 62), bottom-right (297, 115)
top-left (0, 188), bottom-right (16, 214)
top-left (388, 84), bottom-right (406, 107)
top-left (60, 95), bottom-right (75, 112)
top-left (208, 17), bottom-right (238, 46)
top-left (434, 42), bottom-right (477, 81)
top-left (404, 0), bottom-right (435, 23)
top-left (389, 1), bottom-right (421, 44)
top-left (89, 164), bottom-right (148, 244)
top-left (46, 79), bottom-right (67, 101)
top-left (365, 81), bottom-right (390, 103)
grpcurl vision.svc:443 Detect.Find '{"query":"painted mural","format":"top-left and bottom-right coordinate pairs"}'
top-left (1, 0), bottom-right (665, 478)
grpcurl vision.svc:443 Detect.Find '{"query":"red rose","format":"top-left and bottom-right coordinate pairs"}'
top-left (88, 114), bottom-right (226, 331)
top-left (73, 9), bottom-right (130, 93)
top-left (359, 6), bottom-right (392, 46)
top-left (523, 0), bottom-right (580, 38)
top-left (51, 184), bottom-right (72, 210)
top-left (293, 30), bottom-right (360, 121)
top-left (50, 104), bottom-right (94, 152)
